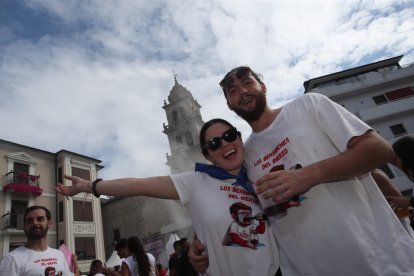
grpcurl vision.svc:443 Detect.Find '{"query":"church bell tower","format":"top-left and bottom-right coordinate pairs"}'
top-left (163, 74), bottom-right (208, 173)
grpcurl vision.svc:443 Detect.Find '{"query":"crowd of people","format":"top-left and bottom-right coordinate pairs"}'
top-left (0, 203), bottom-right (184, 276)
top-left (74, 235), bottom-right (168, 276)
top-left (1, 65), bottom-right (414, 275)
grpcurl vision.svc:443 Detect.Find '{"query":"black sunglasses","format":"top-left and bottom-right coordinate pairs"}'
top-left (203, 127), bottom-right (240, 151)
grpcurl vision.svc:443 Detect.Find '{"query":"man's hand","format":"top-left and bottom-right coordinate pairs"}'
top-left (188, 239), bottom-right (209, 273)
top-left (255, 169), bottom-right (312, 203)
top-left (256, 131), bottom-right (394, 204)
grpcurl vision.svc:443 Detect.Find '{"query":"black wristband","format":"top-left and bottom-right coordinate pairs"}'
top-left (91, 178), bottom-right (102, 198)
top-left (410, 197), bottom-right (414, 208)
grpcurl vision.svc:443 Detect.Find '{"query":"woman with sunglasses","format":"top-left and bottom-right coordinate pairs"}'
top-left (56, 118), bottom-right (280, 276)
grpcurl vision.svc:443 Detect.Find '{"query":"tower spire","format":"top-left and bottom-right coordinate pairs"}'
top-left (172, 69), bottom-right (178, 84)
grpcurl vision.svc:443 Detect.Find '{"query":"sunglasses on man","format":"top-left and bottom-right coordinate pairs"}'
top-left (203, 127), bottom-right (241, 151)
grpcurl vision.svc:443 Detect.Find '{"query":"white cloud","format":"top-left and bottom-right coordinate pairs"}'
top-left (1, 0), bottom-right (414, 179)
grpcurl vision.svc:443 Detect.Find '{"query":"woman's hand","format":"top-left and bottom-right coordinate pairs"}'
top-left (55, 174), bottom-right (90, 197)
top-left (386, 196), bottom-right (410, 210)
top-left (188, 239), bottom-right (209, 273)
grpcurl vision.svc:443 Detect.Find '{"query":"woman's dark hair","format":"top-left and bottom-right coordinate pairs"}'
top-left (127, 236), bottom-right (151, 276)
top-left (199, 118), bottom-right (237, 158)
top-left (393, 135), bottom-right (414, 180)
top-left (115, 238), bottom-right (127, 250)
top-left (88, 259), bottom-right (103, 276)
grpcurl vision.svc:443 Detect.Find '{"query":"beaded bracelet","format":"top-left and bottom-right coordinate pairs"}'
top-left (91, 178), bottom-right (103, 198)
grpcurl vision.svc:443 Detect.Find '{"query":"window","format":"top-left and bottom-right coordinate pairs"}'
top-left (172, 110), bottom-right (178, 123)
top-left (13, 163), bottom-right (29, 183)
top-left (58, 167), bottom-right (63, 184)
top-left (402, 190), bottom-right (413, 197)
top-left (73, 200), bottom-right (93, 221)
top-left (373, 95), bottom-right (388, 105)
top-left (186, 132), bottom-right (193, 145)
top-left (385, 87), bottom-right (414, 101)
top-left (175, 136), bottom-right (182, 144)
top-left (58, 201), bottom-right (64, 222)
top-left (390, 124), bottom-right (407, 136)
top-left (72, 167), bottom-right (90, 180)
top-left (10, 200), bottom-right (27, 229)
top-left (13, 162), bottom-right (29, 174)
top-left (75, 237), bottom-right (96, 260)
top-left (114, 228), bottom-right (120, 242)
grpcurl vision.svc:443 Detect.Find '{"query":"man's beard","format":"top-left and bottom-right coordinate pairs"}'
top-left (232, 92), bottom-right (267, 123)
top-left (25, 227), bottom-right (48, 240)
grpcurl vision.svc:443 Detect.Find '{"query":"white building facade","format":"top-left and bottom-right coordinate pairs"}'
top-left (0, 139), bottom-right (105, 273)
top-left (304, 55), bottom-right (414, 192)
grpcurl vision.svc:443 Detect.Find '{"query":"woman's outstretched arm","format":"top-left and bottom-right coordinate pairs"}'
top-left (56, 174), bottom-right (179, 200)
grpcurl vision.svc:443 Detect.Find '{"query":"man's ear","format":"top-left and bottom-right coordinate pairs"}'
top-left (47, 219), bottom-right (52, 229)
top-left (227, 100), bottom-right (233, 111)
top-left (261, 83), bottom-right (267, 93)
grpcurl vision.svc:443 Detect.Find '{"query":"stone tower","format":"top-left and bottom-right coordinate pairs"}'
top-left (101, 75), bottom-right (210, 266)
top-left (163, 74), bottom-right (208, 173)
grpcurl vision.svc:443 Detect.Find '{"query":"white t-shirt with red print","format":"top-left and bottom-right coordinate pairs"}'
top-left (171, 172), bottom-right (279, 276)
top-left (0, 246), bottom-right (72, 276)
top-left (244, 93), bottom-right (414, 275)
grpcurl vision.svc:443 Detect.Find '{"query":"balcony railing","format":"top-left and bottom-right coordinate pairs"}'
top-left (3, 172), bottom-right (43, 196)
top-left (1, 212), bottom-right (24, 230)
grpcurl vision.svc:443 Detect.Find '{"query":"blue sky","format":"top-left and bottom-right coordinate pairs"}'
top-left (1, 0), bottom-right (414, 178)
